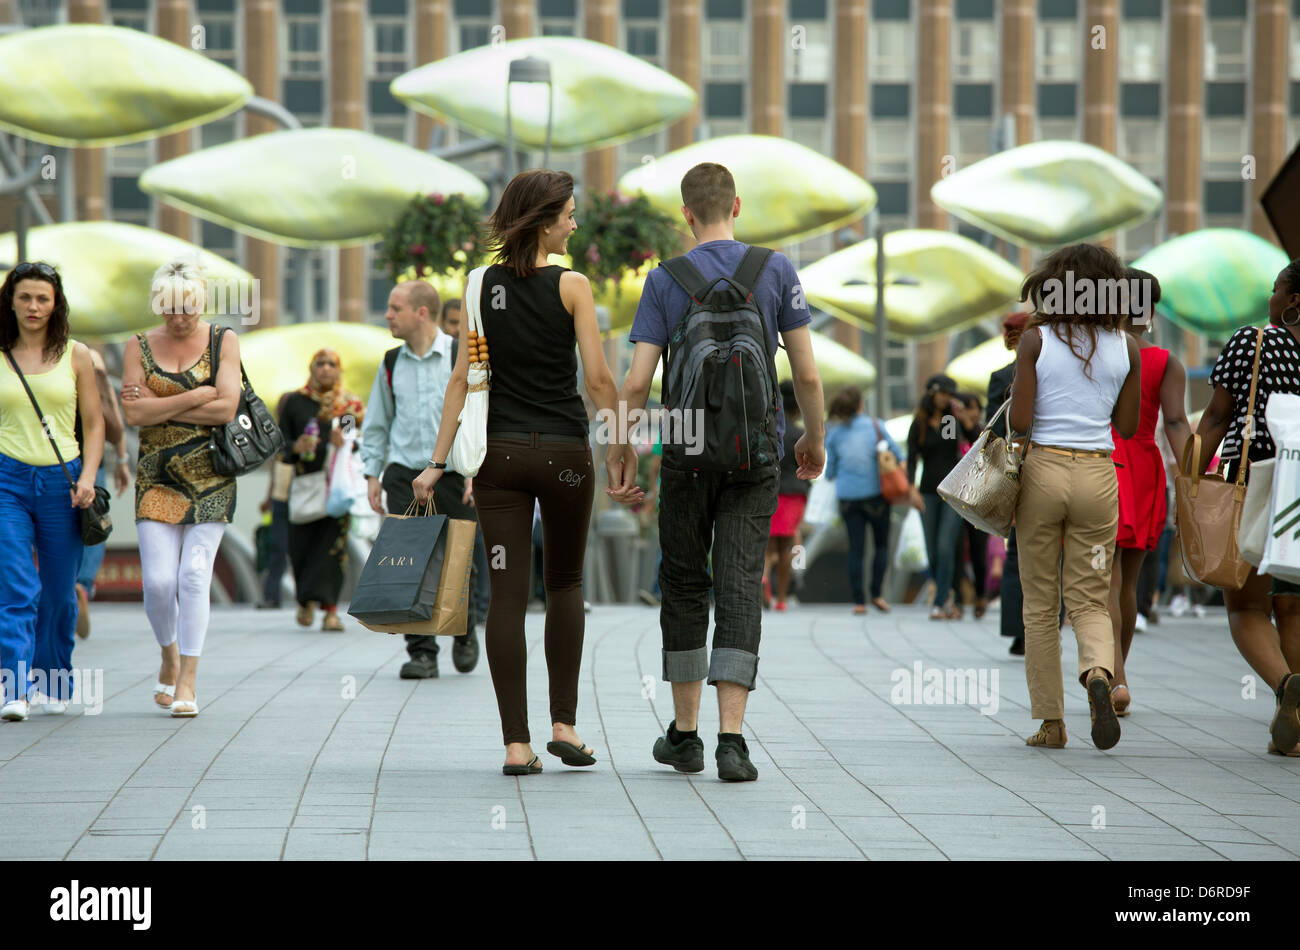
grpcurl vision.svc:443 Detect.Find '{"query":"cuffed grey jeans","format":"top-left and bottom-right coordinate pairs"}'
top-left (657, 464), bottom-right (779, 690)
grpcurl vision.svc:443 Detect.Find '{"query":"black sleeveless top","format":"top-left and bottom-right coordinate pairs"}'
top-left (479, 263), bottom-right (589, 438)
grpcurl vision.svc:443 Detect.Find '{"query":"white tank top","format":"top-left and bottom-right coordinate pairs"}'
top-left (1030, 325), bottom-right (1129, 451)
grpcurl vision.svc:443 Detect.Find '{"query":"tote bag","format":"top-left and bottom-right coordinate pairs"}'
top-left (1259, 393), bottom-right (1300, 584)
top-left (447, 265), bottom-right (489, 478)
top-left (936, 399), bottom-right (1026, 538)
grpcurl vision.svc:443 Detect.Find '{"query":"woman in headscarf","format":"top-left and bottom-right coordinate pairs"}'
top-left (280, 348), bottom-right (365, 632)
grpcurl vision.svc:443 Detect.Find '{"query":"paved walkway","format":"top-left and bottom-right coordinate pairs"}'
top-left (2, 602), bottom-right (1297, 860)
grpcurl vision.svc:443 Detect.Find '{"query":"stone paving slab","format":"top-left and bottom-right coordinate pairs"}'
top-left (1, 601), bottom-right (1297, 861)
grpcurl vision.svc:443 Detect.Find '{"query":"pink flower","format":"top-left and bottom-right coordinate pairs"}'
top-left (586, 244), bottom-right (601, 264)
top-left (409, 243), bottom-right (426, 256)
top-left (615, 193), bottom-right (633, 205)
top-left (430, 193), bottom-right (445, 205)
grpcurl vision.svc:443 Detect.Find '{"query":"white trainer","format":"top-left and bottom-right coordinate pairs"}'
top-left (1, 700), bottom-right (30, 722)
top-left (30, 691), bottom-right (67, 714)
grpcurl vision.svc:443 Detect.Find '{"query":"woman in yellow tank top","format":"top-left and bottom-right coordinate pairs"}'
top-left (0, 262), bottom-right (105, 722)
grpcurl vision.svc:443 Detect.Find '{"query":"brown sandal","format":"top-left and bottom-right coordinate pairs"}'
top-left (1112, 684), bottom-right (1131, 717)
top-left (1026, 719), bottom-right (1067, 748)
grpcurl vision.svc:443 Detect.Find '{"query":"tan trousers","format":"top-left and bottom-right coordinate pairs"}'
top-left (1015, 449), bottom-right (1118, 719)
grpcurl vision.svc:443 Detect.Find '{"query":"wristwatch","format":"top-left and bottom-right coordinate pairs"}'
top-left (429, 460), bottom-right (447, 470)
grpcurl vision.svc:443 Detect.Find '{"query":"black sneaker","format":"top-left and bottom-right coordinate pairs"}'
top-left (715, 735), bottom-right (758, 782)
top-left (452, 628), bottom-right (479, 673)
top-left (399, 652), bottom-right (439, 679)
top-left (652, 720), bottom-right (704, 773)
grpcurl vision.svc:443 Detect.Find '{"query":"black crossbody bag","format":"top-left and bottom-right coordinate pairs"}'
top-left (206, 325), bottom-right (285, 476)
top-left (3, 348), bottom-right (112, 545)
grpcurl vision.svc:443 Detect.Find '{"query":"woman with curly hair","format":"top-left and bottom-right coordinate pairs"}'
top-left (0, 262), bottom-right (104, 721)
top-left (1009, 243), bottom-right (1141, 750)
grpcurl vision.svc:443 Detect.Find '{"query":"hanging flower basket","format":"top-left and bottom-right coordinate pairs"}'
top-left (570, 191), bottom-right (683, 293)
top-left (379, 192), bottom-right (485, 280)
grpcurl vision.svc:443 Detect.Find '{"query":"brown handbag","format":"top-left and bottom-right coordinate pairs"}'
top-left (872, 418), bottom-right (911, 504)
top-left (1173, 326), bottom-right (1264, 591)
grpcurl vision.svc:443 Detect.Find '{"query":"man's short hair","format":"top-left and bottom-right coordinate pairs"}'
top-left (440, 298), bottom-right (462, 320)
top-left (680, 162), bottom-right (736, 226)
top-left (400, 280), bottom-right (439, 319)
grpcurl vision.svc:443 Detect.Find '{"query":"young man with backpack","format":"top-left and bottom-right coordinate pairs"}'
top-left (614, 162), bottom-right (825, 781)
top-left (361, 279), bottom-right (480, 679)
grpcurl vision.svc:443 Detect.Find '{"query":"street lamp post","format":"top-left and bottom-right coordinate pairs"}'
top-left (504, 56), bottom-right (554, 180)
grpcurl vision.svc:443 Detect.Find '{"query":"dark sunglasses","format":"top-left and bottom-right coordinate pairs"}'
top-left (12, 261), bottom-right (60, 284)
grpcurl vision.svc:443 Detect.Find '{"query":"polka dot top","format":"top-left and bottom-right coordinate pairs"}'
top-left (1208, 324), bottom-right (1300, 463)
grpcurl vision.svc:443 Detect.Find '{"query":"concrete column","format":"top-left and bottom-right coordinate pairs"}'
top-left (668, 0), bottom-right (702, 150)
top-left (1251, 0), bottom-right (1287, 242)
top-left (68, 0), bottom-right (106, 221)
top-left (1167, 0), bottom-right (1204, 364)
top-left (414, 0), bottom-right (449, 150)
top-left (332, 0), bottom-right (365, 323)
top-left (915, 0), bottom-right (953, 384)
top-left (155, 0), bottom-right (194, 240)
top-left (584, 0), bottom-right (618, 194)
top-left (244, 0), bottom-right (280, 326)
top-left (1000, 0), bottom-right (1034, 269)
top-left (1083, 0), bottom-right (1118, 248)
top-left (501, 0), bottom-right (534, 40)
top-left (833, 0), bottom-right (868, 353)
top-left (751, 0), bottom-right (785, 136)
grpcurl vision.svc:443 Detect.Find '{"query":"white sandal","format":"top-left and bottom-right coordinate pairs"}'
top-left (153, 682), bottom-right (176, 708)
top-left (170, 697), bottom-right (198, 718)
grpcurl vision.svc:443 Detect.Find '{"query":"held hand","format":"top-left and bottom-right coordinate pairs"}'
top-left (605, 445), bottom-right (645, 506)
top-left (367, 476), bottom-right (385, 516)
top-left (71, 479), bottom-right (96, 510)
top-left (292, 433), bottom-right (319, 455)
top-left (793, 432), bottom-right (825, 480)
top-left (113, 460), bottom-right (131, 497)
top-left (462, 477), bottom-right (474, 507)
top-left (329, 426), bottom-right (344, 449)
top-left (412, 466), bottom-right (441, 504)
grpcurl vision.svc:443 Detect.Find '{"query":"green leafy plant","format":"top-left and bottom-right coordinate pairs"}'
top-left (379, 192), bottom-right (485, 280)
top-left (571, 191), bottom-right (683, 291)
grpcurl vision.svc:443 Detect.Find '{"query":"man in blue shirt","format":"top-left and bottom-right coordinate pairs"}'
top-left (361, 279), bottom-right (479, 679)
top-left (615, 162), bottom-right (825, 781)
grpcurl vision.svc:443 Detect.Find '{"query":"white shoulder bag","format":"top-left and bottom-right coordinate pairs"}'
top-left (447, 265), bottom-right (489, 478)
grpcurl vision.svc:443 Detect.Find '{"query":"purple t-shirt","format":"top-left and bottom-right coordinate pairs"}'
top-left (629, 240), bottom-right (812, 456)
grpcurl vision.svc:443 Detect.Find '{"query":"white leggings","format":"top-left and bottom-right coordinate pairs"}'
top-left (138, 521), bottom-right (226, 657)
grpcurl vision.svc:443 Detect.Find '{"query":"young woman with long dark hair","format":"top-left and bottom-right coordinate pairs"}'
top-left (1196, 260), bottom-right (1300, 756)
top-left (0, 262), bottom-right (104, 721)
top-left (413, 170), bottom-right (635, 774)
top-left (1009, 243), bottom-right (1141, 750)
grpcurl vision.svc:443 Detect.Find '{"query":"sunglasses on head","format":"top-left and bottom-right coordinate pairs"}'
top-left (12, 261), bottom-right (60, 283)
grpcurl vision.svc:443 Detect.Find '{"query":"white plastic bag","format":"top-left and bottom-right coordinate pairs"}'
top-left (326, 430), bottom-right (361, 518)
top-left (1259, 394), bottom-right (1300, 583)
top-left (448, 265), bottom-right (489, 478)
top-left (1238, 459), bottom-right (1274, 567)
top-left (894, 507), bottom-right (929, 573)
top-left (804, 477), bottom-right (838, 527)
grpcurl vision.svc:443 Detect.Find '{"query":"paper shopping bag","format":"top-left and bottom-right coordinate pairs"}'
top-left (1259, 394), bottom-right (1300, 584)
top-left (347, 509), bottom-right (448, 625)
top-left (355, 516), bottom-right (476, 636)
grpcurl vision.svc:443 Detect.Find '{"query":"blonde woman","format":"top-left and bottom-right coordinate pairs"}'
top-left (121, 257), bottom-right (242, 717)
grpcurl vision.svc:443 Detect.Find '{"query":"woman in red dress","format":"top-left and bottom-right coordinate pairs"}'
top-left (1108, 270), bottom-right (1191, 716)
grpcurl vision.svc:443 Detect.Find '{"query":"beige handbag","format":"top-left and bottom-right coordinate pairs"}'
top-left (936, 399), bottom-right (1027, 538)
top-left (1174, 326), bottom-right (1264, 590)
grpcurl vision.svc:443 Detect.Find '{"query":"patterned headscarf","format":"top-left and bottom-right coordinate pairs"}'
top-left (300, 348), bottom-right (365, 425)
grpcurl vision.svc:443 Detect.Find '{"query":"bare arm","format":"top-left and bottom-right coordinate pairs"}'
top-left (779, 325), bottom-right (824, 479)
top-left (1110, 334), bottom-right (1142, 440)
top-left (429, 294), bottom-right (471, 471)
top-left (73, 344), bottom-right (105, 503)
top-left (1007, 327), bottom-right (1040, 436)
top-left (119, 336), bottom-right (216, 427)
top-left (1158, 353), bottom-right (1192, 469)
top-left (1196, 385), bottom-right (1235, 475)
top-left (172, 328), bottom-right (242, 425)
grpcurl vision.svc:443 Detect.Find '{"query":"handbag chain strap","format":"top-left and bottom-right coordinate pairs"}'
top-left (3, 347), bottom-right (79, 490)
top-left (1236, 325), bottom-right (1266, 488)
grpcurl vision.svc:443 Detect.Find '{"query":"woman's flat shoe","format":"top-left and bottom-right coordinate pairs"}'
top-left (929, 607), bottom-right (947, 621)
top-left (871, 598), bottom-right (890, 613)
top-left (973, 598), bottom-right (988, 619)
top-left (1112, 684), bottom-right (1131, 717)
top-left (852, 604), bottom-right (867, 615)
top-left (296, 603), bottom-right (315, 627)
top-left (503, 754), bottom-right (542, 775)
top-left (546, 740), bottom-right (596, 766)
top-left (170, 698), bottom-right (198, 718)
top-left (1267, 738), bottom-right (1300, 756)
top-left (153, 682), bottom-right (175, 709)
top-left (321, 612), bottom-right (343, 632)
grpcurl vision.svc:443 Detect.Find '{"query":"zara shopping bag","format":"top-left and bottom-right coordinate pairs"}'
top-left (1259, 393), bottom-right (1300, 584)
top-left (348, 501), bottom-right (475, 635)
top-left (447, 265), bottom-right (489, 478)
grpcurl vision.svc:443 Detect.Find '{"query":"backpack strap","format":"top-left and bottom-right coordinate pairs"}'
top-left (731, 245), bottom-right (773, 300)
top-left (659, 256), bottom-right (713, 303)
top-left (383, 345), bottom-right (401, 414)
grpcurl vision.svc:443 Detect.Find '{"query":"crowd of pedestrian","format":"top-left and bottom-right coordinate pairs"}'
top-left (1, 159), bottom-right (1296, 769)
